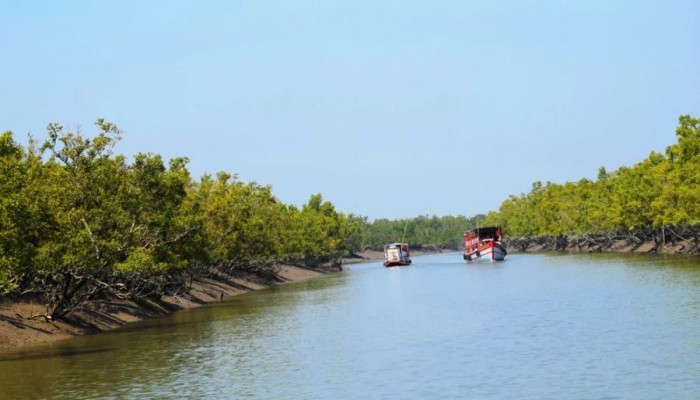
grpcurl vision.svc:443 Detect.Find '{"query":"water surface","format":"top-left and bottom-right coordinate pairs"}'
top-left (1, 252), bottom-right (699, 399)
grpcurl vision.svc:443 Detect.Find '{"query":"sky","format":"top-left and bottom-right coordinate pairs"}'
top-left (1, 1), bottom-right (699, 221)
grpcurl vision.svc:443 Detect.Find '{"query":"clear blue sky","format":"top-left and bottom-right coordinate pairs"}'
top-left (2, 1), bottom-right (698, 220)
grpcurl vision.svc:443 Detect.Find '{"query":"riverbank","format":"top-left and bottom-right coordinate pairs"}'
top-left (0, 265), bottom-right (332, 351)
top-left (0, 248), bottom-right (449, 351)
top-left (506, 234), bottom-right (699, 255)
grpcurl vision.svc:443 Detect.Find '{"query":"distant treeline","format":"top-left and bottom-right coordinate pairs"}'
top-left (0, 121), bottom-right (363, 319)
top-left (481, 115), bottom-right (700, 245)
top-left (360, 214), bottom-right (483, 251)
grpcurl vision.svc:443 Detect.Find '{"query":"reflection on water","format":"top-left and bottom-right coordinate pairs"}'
top-left (1, 253), bottom-right (699, 399)
top-left (0, 346), bottom-right (116, 362)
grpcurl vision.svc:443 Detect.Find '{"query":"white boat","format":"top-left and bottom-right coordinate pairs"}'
top-left (383, 243), bottom-right (412, 267)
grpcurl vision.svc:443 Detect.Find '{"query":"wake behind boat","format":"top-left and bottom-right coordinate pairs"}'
top-left (463, 226), bottom-right (507, 262)
top-left (384, 243), bottom-right (412, 267)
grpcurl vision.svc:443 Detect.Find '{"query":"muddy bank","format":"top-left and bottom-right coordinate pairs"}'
top-left (0, 247), bottom-right (455, 351)
top-left (506, 231), bottom-right (700, 255)
top-left (0, 265), bottom-right (333, 351)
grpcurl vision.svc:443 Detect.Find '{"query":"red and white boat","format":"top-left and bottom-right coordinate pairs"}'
top-left (384, 243), bottom-right (412, 267)
top-left (463, 226), bottom-right (507, 262)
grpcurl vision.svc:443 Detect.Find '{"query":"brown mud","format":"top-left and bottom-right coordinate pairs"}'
top-left (506, 231), bottom-right (700, 255)
top-left (0, 265), bottom-right (329, 351)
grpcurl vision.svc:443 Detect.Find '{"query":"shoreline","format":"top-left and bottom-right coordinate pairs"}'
top-left (0, 264), bottom-right (332, 351)
top-left (3, 244), bottom-right (692, 351)
top-left (505, 236), bottom-right (699, 255)
top-left (0, 248), bottom-right (445, 351)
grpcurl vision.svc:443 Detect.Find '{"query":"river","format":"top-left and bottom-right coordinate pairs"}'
top-left (1, 252), bottom-right (699, 399)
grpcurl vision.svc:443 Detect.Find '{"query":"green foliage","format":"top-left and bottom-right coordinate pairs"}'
top-left (199, 173), bottom-right (288, 269)
top-left (362, 214), bottom-right (484, 250)
top-left (0, 131), bottom-right (45, 295)
top-left (0, 120), bottom-right (362, 318)
top-left (489, 115), bottom-right (700, 237)
top-left (276, 194), bottom-right (359, 266)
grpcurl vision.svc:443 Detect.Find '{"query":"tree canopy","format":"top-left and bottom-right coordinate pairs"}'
top-left (0, 121), bottom-right (361, 319)
top-left (483, 115), bottom-right (700, 237)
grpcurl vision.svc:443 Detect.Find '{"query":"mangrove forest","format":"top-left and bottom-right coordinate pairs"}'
top-left (0, 120), bottom-right (363, 319)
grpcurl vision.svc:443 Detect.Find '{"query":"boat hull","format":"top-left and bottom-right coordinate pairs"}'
top-left (464, 242), bottom-right (507, 262)
top-left (463, 226), bottom-right (507, 262)
top-left (383, 260), bottom-right (412, 267)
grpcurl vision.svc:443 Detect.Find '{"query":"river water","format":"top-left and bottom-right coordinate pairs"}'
top-left (1, 252), bottom-right (699, 399)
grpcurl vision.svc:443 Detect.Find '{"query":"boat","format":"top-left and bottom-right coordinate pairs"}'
top-left (384, 243), bottom-right (412, 267)
top-left (463, 226), bottom-right (507, 262)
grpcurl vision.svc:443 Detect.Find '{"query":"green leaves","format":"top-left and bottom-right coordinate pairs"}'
top-left (362, 214), bottom-right (483, 250)
top-left (490, 115), bottom-right (700, 237)
top-left (0, 131), bottom-right (33, 295)
top-left (668, 115), bottom-right (700, 163)
top-left (1, 119), bottom-right (363, 317)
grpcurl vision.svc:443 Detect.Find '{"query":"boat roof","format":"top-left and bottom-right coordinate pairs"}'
top-left (464, 226), bottom-right (501, 235)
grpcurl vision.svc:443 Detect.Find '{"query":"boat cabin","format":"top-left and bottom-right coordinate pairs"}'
top-left (463, 226), bottom-right (506, 262)
top-left (464, 226), bottom-right (503, 248)
top-left (384, 242), bottom-right (411, 266)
